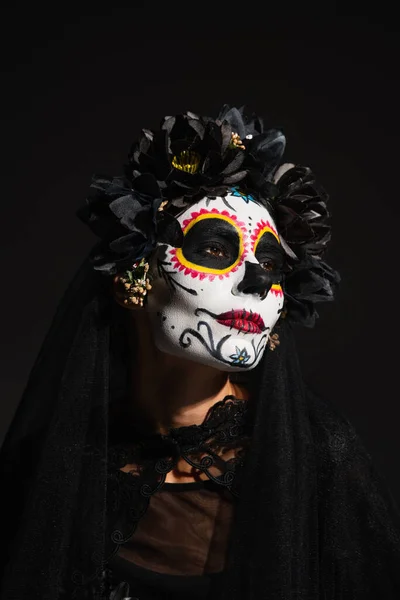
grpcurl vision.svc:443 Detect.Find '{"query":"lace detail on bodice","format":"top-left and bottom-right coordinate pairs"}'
top-left (105, 395), bottom-right (251, 563)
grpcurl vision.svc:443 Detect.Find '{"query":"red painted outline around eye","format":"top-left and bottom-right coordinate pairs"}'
top-left (270, 284), bottom-right (284, 298)
top-left (250, 219), bottom-right (280, 253)
top-left (169, 208), bottom-right (248, 281)
top-left (251, 219), bottom-right (283, 298)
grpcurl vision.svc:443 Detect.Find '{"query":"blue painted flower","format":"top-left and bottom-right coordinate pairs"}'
top-left (229, 346), bottom-right (251, 366)
top-left (231, 186), bottom-right (257, 204)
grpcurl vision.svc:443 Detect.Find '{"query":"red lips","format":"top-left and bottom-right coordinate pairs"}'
top-left (216, 310), bottom-right (266, 334)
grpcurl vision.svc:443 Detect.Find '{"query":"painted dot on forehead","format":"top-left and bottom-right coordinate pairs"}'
top-left (225, 190), bottom-right (276, 239)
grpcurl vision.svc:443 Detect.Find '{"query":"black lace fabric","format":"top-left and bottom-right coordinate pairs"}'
top-left (103, 396), bottom-right (250, 597)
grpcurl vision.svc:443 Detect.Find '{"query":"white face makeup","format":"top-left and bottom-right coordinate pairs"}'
top-left (146, 190), bottom-right (286, 371)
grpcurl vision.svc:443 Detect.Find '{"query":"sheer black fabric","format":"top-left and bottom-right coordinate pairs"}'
top-left (0, 257), bottom-right (111, 599)
top-left (105, 555), bottom-right (226, 600)
top-left (104, 391), bottom-right (249, 599)
top-left (105, 394), bottom-right (249, 570)
top-left (103, 480), bottom-right (235, 600)
top-left (112, 481), bottom-right (234, 575)
top-left (1, 256), bottom-right (400, 599)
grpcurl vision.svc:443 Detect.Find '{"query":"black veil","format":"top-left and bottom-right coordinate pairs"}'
top-left (1, 252), bottom-right (400, 600)
top-left (223, 323), bottom-right (400, 599)
top-left (2, 104), bottom-right (400, 599)
top-left (0, 257), bottom-right (112, 599)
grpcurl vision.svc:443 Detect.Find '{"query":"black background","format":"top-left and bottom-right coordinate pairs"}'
top-left (1, 7), bottom-right (399, 501)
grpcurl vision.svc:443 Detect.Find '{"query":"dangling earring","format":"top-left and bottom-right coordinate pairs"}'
top-left (267, 332), bottom-right (280, 351)
top-left (113, 258), bottom-right (152, 308)
top-left (268, 301), bottom-right (288, 349)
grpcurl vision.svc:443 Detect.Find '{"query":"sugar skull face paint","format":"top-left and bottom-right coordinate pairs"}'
top-left (146, 191), bottom-right (286, 371)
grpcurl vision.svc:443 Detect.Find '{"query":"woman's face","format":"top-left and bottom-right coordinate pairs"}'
top-left (146, 191), bottom-right (286, 371)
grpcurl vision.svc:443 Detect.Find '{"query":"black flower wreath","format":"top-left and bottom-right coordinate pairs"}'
top-left (77, 105), bottom-right (340, 326)
top-left (77, 173), bottom-right (183, 275)
top-left (269, 163), bottom-right (340, 326)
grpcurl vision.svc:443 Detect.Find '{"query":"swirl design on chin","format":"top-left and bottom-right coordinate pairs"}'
top-left (179, 320), bottom-right (268, 368)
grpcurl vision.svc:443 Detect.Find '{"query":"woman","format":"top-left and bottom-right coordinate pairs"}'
top-left (1, 106), bottom-right (399, 600)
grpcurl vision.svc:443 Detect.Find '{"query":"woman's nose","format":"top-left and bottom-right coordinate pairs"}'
top-left (233, 261), bottom-right (273, 298)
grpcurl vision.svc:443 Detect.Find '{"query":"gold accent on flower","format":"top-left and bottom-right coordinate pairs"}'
top-left (230, 132), bottom-right (246, 150)
top-left (158, 200), bottom-right (169, 212)
top-left (171, 150), bottom-right (201, 174)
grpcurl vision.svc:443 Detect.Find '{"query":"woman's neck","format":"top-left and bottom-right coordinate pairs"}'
top-left (127, 311), bottom-right (236, 434)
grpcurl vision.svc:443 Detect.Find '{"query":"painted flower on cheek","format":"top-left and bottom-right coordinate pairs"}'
top-left (229, 347), bottom-right (251, 366)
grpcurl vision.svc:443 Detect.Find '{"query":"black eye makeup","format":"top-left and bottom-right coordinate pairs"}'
top-left (182, 218), bottom-right (240, 270)
top-left (254, 232), bottom-right (286, 274)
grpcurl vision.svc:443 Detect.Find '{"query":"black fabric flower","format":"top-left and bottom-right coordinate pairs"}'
top-left (77, 173), bottom-right (182, 275)
top-left (283, 255), bottom-right (340, 327)
top-left (217, 104), bottom-right (286, 190)
top-left (263, 164), bottom-right (339, 326)
top-left (126, 111), bottom-right (249, 200)
top-left (273, 165), bottom-right (331, 259)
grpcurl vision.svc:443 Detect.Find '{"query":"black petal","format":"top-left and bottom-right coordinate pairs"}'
top-left (273, 165), bottom-right (332, 259)
top-left (283, 255), bottom-right (340, 327)
top-left (157, 212), bottom-right (184, 247)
